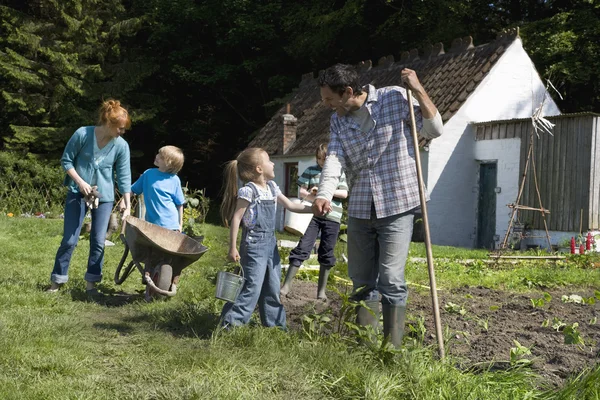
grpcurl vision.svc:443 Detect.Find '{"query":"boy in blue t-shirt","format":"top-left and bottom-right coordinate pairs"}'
top-left (130, 146), bottom-right (185, 231)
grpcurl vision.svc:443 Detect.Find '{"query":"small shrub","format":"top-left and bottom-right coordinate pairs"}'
top-left (0, 151), bottom-right (65, 214)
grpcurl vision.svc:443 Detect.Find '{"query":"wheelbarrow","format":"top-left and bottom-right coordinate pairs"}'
top-left (114, 216), bottom-right (208, 300)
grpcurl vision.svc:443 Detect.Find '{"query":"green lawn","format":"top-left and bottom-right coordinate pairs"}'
top-left (0, 216), bottom-right (598, 399)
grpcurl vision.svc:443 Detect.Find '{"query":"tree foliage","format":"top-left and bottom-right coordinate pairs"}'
top-left (0, 0), bottom-right (151, 155)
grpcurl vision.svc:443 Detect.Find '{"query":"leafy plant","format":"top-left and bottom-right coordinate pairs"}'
top-left (530, 292), bottom-right (552, 308)
top-left (562, 294), bottom-right (583, 303)
top-left (182, 186), bottom-right (210, 237)
top-left (509, 340), bottom-right (533, 367)
top-left (407, 315), bottom-right (427, 344)
top-left (444, 302), bottom-right (467, 316)
top-left (302, 313), bottom-right (332, 343)
top-left (545, 317), bottom-right (566, 331)
top-left (476, 317), bottom-right (490, 332)
top-left (563, 323), bottom-right (585, 347)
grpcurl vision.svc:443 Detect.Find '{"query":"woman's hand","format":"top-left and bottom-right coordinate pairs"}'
top-left (121, 207), bottom-right (131, 219)
top-left (228, 248), bottom-right (240, 263)
top-left (77, 180), bottom-right (92, 196)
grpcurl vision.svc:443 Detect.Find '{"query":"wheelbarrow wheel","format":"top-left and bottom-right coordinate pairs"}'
top-left (150, 264), bottom-right (173, 299)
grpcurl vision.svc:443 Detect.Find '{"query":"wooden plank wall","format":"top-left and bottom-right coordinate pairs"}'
top-left (475, 115), bottom-right (600, 231)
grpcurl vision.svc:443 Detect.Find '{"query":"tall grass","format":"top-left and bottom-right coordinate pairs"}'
top-left (0, 216), bottom-right (598, 399)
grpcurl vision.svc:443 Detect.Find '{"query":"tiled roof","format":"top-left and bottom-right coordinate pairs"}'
top-left (250, 28), bottom-right (520, 156)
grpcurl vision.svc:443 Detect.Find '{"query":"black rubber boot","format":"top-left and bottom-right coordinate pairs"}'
top-left (280, 265), bottom-right (300, 297)
top-left (356, 299), bottom-right (380, 339)
top-left (382, 304), bottom-right (406, 348)
top-left (317, 266), bottom-right (331, 300)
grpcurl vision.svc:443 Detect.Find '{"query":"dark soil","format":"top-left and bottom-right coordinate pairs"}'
top-left (281, 281), bottom-right (600, 387)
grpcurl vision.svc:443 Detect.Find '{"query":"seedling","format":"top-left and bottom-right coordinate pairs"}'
top-left (530, 292), bottom-right (552, 308)
top-left (509, 340), bottom-right (533, 367)
top-left (407, 315), bottom-right (427, 344)
top-left (543, 317), bottom-right (567, 331)
top-left (551, 317), bottom-right (566, 331)
top-left (489, 305), bottom-right (502, 311)
top-left (302, 313), bottom-right (332, 342)
top-left (476, 317), bottom-right (490, 332)
top-left (562, 294), bottom-right (584, 304)
top-left (563, 323), bottom-right (585, 347)
top-left (590, 317), bottom-right (598, 325)
top-left (444, 302), bottom-right (467, 316)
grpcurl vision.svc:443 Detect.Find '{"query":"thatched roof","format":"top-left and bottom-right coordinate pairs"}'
top-left (250, 28), bottom-right (520, 156)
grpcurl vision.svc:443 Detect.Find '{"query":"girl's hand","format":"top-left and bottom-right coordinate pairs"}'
top-left (228, 248), bottom-right (240, 263)
top-left (77, 180), bottom-right (92, 196)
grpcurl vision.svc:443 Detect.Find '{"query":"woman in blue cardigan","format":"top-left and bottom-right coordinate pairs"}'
top-left (48, 99), bottom-right (132, 295)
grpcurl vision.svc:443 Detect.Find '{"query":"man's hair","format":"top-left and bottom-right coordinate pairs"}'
top-left (158, 145), bottom-right (184, 173)
top-left (317, 63), bottom-right (363, 97)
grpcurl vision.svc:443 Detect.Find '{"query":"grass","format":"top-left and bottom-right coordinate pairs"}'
top-left (0, 216), bottom-right (599, 399)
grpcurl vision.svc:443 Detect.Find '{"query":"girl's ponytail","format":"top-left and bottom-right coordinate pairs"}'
top-left (220, 160), bottom-right (239, 227)
top-left (219, 147), bottom-right (265, 227)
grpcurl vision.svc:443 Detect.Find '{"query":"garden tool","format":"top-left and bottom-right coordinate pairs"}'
top-left (382, 304), bottom-right (406, 348)
top-left (84, 186), bottom-right (102, 209)
top-left (407, 89), bottom-right (445, 358)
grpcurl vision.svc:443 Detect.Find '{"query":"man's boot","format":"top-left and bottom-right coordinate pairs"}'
top-left (382, 304), bottom-right (406, 348)
top-left (356, 299), bottom-right (380, 340)
top-left (317, 266), bottom-right (331, 300)
top-left (280, 265), bottom-right (300, 297)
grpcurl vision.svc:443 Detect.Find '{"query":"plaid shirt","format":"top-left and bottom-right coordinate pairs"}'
top-left (327, 84), bottom-right (430, 219)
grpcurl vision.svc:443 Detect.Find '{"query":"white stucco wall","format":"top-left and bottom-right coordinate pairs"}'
top-left (426, 38), bottom-right (561, 248)
top-left (271, 154), bottom-right (316, 231)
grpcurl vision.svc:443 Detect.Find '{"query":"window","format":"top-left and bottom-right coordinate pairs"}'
top-left (284, 162), bottom-right (299, 198)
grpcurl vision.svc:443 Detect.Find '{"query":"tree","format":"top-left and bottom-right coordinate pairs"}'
top-left (522, 1), bottom-right (600, 112)
top-left (0, 0), bottom-right (151, 155)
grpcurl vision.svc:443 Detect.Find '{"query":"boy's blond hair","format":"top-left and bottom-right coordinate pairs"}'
top-left (159, 145), bottom-right (184, 173)
top-left (316, 143), bottom-right (327, 160)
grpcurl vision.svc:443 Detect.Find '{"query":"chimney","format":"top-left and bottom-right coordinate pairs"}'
top-left (282, 103), bottom-right (297, 154)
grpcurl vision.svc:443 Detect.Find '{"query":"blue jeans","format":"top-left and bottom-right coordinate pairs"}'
top-left (51, 192), bottom-right (113, 284)
top-left (289, 217), bottom-right (340, 268)
top-left (347, 209), bottom-right (414, 306)
top-left (221, 233), bottom-right (286, 327)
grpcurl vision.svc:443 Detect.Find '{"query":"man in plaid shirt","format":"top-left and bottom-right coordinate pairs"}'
top-left (313, 64), bottom-right (443, 347)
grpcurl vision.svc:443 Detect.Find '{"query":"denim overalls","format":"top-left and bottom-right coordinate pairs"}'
top-left (221, 181), bottom-right (286, 328)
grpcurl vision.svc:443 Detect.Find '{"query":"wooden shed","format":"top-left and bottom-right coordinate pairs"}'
top-left (474, 113), bottom-right (600, 233)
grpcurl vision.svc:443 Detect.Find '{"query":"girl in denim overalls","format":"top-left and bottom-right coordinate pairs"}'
top-left (219, 148), bottom-right (313, 328)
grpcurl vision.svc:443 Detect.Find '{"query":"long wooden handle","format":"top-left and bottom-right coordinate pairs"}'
top-left (407, 89), bottom-right (445, 359)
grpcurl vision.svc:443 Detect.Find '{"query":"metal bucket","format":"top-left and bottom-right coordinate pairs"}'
top-left (215, 269), bottom-right (244, 302)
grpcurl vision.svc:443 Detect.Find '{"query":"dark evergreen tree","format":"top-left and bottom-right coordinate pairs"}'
top-left (0, 0), bottom-right (151, 155)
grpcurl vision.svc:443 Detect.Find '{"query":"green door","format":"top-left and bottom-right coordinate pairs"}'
top-left (477, 163), bottom-right (497, 249)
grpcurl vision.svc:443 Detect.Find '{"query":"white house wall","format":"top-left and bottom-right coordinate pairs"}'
top-left (426, 38), bottom-right (560, 247)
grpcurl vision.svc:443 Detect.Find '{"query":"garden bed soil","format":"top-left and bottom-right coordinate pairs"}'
top-left (281, 281), bottom-right (600, 387)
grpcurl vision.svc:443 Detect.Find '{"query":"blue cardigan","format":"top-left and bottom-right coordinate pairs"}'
top-left (61, 126), bottom-right (131, 202)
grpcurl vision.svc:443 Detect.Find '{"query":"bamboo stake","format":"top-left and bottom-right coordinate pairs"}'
top-left (407, 89), bottom-right (445, 359)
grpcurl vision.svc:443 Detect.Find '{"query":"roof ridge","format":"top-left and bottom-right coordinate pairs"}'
top-left (299, 28), bottom-right (521, 81)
